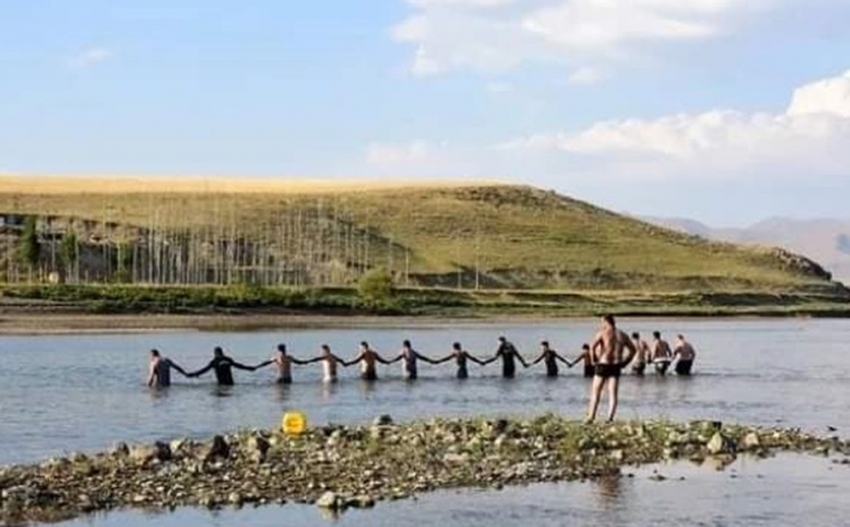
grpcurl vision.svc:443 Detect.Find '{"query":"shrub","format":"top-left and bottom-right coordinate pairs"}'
top-left (357, 267), bottom-right (394, 306)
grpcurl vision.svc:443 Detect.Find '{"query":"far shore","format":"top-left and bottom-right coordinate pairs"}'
top-left (0, 309), bottom-right (843, 335)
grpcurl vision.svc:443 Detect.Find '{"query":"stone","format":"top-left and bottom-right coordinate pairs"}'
top-left (130, 442), bottom-right (171, 463)
top-left (245, 436), bottom-right (270, 463)
top-left (346, 495), bottom-right (376, 508)
top-left (228, 492), bottom-right (244, 507)
top-left (201, 435), bottom-right (230, 462)
top-left (373, 415), bottom-right (393, 426)
top-left (111, 442), bottom-right (130, 457)
top-left (743, 432), bottom-right (761, 449)
top-left (443, 453), bottom-right (470, 464)
top-left (316, 491), bottom-right (341, 510)
top-left (706, 432), bottom-right (735, 455)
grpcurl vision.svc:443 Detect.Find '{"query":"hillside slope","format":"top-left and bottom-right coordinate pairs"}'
top-left (0, 177), bottom-right (844, 296)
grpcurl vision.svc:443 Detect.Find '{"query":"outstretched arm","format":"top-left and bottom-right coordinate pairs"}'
top-left (432, 353), bottom-right (455, 365)
top-left (187, 361), bottom-right (214, 378)
top-left (375, 352), bottom-right (397, 365)
top-left (514, 349), bottom-right (529, 368)
top-left (342, 353), bottom-right (363, 368)
top-left (530, 352), bottom-right (546, 366)
top-left (415, 351), bottom-right (438, 364)
top-left (290, 356), bottom-right (321, 365)
top-left (254, 359), bottom-right (275, 369)
top-left (467, 353), bottom-right (487, 366)
top-left (169, 361), bottom-right (190, 377)
top-left (567, 351), bottom-right (586, 368)
top-left (552, 351), bottom-right (570, 366)
top-left (230, 359), bottom-right (257, 371)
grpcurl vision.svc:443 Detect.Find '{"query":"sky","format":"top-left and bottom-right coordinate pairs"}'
top-left (2, 0), bottom-right (850, 226)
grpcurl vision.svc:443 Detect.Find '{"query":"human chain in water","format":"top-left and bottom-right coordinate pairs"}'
top-left (147, 316), bottom-right (697, 423)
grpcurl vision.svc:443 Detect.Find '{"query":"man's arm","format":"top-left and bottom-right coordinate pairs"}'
top-left (432, 353), bottom-right (455, 365)
top-left (374, 352), bottom-right (397, 365)
top-left (567, 351), bottom-right (586, 368)
top-left (169, 360), bottom-right (190, 377)
top-left (530, 352), bottom-right (546, 366)
top-left (467, 353), bottom-right (487, 366)
top-left (513, 347), bottom-right (529, 368)
top-left (229, 359), bottom-right (257, 371)
top-left (187, 361), bottom-right (214, 378)
top-left (342, 353), bottom-right (363, 367)
top-left (254, 359), bottom-right (275, 369)
top-left (147, 363), bottom-right (157, 387)
top-left (552, 350), bottom-right (570, 365)
top-left (290, 356), bottom-right (320, 365)
top-left (414, 351), bottom-right (438, 364)
top-left (620, 333), bottom-right (638, 368)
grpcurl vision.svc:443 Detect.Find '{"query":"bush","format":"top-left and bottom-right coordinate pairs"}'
top-left (357, 267), bottom-right (394, 306)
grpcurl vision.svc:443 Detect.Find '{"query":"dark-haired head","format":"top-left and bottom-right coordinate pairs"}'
top-left (277, 343), bottom-right (287, 354)
top-left (582, 343), bottom-right (590, 350)
top-left (631, 332), bottom-right (639, 339)
top-left (603, 314), bottom-right (616, 326)
top-left (677, 334), bottom-right (684, 340)
top-left (498, 336), bottom-right (506, 343)
top-left (321, 344), bottom-right (331, 352)
top-left (213, 346), bottom-right (224, 357)
top-left (541, 340), bottom-right (549, 347)
top-left (653, 331), bottom-right (661, 339)
top-left (150, 349), bottom-right (160, 357)
top-left (403, 339), bottom-right (411, 348)
top-left (452, 342), bottom-right (462, 350)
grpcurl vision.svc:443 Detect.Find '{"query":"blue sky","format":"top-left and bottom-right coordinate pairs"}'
top-left (2, 0), bottom-right (850, 226)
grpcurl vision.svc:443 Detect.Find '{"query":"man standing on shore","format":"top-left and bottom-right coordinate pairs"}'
top-left (147, 349), bottom-right (189, 388)
top-left (672, 334), bottom-right (697, 375)
top-left (585, 315), bottom-right (637, 423)
top-left (187, 346), bottom-right (258, 386)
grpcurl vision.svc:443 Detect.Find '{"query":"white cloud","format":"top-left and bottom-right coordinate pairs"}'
top-left (366, 70), bottom-right (850, 184)
top-left (68, 47), bottom-right (113, 68)
top-left (485, 81), bottom-right (515, 93)
top-left (391, 0), bottom-right (765, 77)
top-left (567, 66), bottom-right (606, 85)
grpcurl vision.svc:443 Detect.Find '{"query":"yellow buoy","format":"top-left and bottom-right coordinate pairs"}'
top-left (282, 411), bottom-right (307, 435)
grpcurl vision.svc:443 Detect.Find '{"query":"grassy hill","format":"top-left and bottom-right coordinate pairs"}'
top-left (0, 176), bottom-right (847, 316)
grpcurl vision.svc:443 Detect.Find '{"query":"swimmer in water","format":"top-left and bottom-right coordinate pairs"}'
top-left (529, 341), bottom-right (570, 377)
top-left (147, 349), bottom-right (189, 388)
top-left (187, 346), bottom-right (258, 386)
top-left (432, 342), bottom-right (487, 379)
top-left (585, 314), bottom-right (637, 423)
top-left (650, 331), bottom-right (673, 375)
top-left (255, 344), bottom-right (314, 384)
top-left (483, 336), bottom-right (529, 378)
top-left (672, 334), bottom-right (696, 376)
top-left (629, 332), bottom-right (651, 376)
top-left (569, 344), bottom-right (595, 378)
top-left (394, 340), bottom-right (437, 380)
top-left (344, 341), bottom-right (397, 381)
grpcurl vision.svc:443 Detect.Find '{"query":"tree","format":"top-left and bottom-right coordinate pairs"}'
top-left (59, 231), bottom-right (78, 281)
top-left (357, 267), bottom-right (394, 306)
top-left (17, 216), bottom-right (41, 280)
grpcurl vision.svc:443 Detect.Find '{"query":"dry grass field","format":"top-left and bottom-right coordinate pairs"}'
top-left (0, 175), bottom-right (842, 294)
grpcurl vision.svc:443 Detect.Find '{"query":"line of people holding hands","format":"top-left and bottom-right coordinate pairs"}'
top-left (147, 328), bottom-right (697, 389)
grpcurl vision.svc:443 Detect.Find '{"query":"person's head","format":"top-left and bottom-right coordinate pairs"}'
top-left (360, 341), bottom-right (369, 351)
top-left (677, 334), bottom-right (685, 342)
top-left (602, 314), bottom-right (616, 329)
top-left (631, 332), bottom-right (640, 340)
top-left (452, 342), bottom-right (462, 351)
top-left (150, 349), bottom-right (160, 359)
top-left (653, 331), bottom-right (661, 339)
top-left (498, 336), bottom-right (506, 344)
top-left (213, 346), bottom-right (224, 358)
top-left (321, 344), bottom-right (331, 355)
top-left (582, 343), bottom-right (590, 351)
top-left (540, 340), bottom-right (550, 349)
top-left (277, 343), bottom-right (287, 356)
top-left (402, 339), bottom-right (411, 349)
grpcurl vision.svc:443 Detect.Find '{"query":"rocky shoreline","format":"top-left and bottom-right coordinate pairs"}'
top-left (1, 415), bottom-right (848, 525)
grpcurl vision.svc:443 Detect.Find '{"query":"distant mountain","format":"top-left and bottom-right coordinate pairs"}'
top-left (642, 216), bottom-right (850, 283)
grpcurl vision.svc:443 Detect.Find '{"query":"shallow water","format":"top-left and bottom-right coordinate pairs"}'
top-left (55, 454), bottom-right (850, 527)
top-left (2, 319), bottom-right (849, 467)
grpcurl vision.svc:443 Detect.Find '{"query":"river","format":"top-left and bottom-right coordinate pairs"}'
top-left (1, 318), bottom-right (849, 526)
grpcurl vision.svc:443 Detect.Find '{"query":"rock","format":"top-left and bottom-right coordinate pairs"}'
top-left (373, 415), bottom-right (393, 426)
top-left (130, 442), bottom-right (171, 463)
top-left (200, 435), bottom-right (230, 462)
top-left (610, 449), bottom-right (624, 462)
top-left (316, 491), bottom-right (341, 510)
top-left (648, 473), bottom-right (667, 482)
top-left (743, 432), bottom-right (761, 449)
top-left (706, 432), bottom-right (735, 455)
top-left (244, 436), bottom-right (270, 462)
top-left (443, 453), bottom-right (470, 464)
top-left (346, 495), bottom-right (376, 508)
top-left (494, 434), bottom-right (507, 448)
top-left (228, 492), bottom-right (243, 507)
top-left (111, 442), bottom-right (130, 457)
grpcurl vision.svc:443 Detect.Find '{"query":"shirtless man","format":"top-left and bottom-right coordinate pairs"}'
top-left (484, 336), bottom-right (529, 378)
top-left (530, 341), bottom-right (570, 378)
top-left (147, 349), bottom-right (189, 388)
top-left (187, 346), bottom-right (258, 386)
top-left (586, 315), bottom-right (637, 423)
top-left (395, 340), bottom-right (436, 380)
top-left (569, 344), bottom-right (595, 378)
top-left (629, 332), bottom-right (651, 376)
top-left (433, 342), bottom-right (487, 379)
top-left (650, 331), bottom-right (673, 375)
top-left (672, 334), bottom-right (697, 376)
top-left (255, 344), bottom-right (313, 384)
top-left (345, 341), bottom-right (396, 381)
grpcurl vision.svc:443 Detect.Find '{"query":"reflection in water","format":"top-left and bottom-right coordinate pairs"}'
top-left (321, 381), bottom-right (340, 401)
top-left (358, 379), bottom-right (377, 397)
top-left (274, 383), bottom-right (291, 403)
top-left (210, 386), bottom-right (234, 398)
